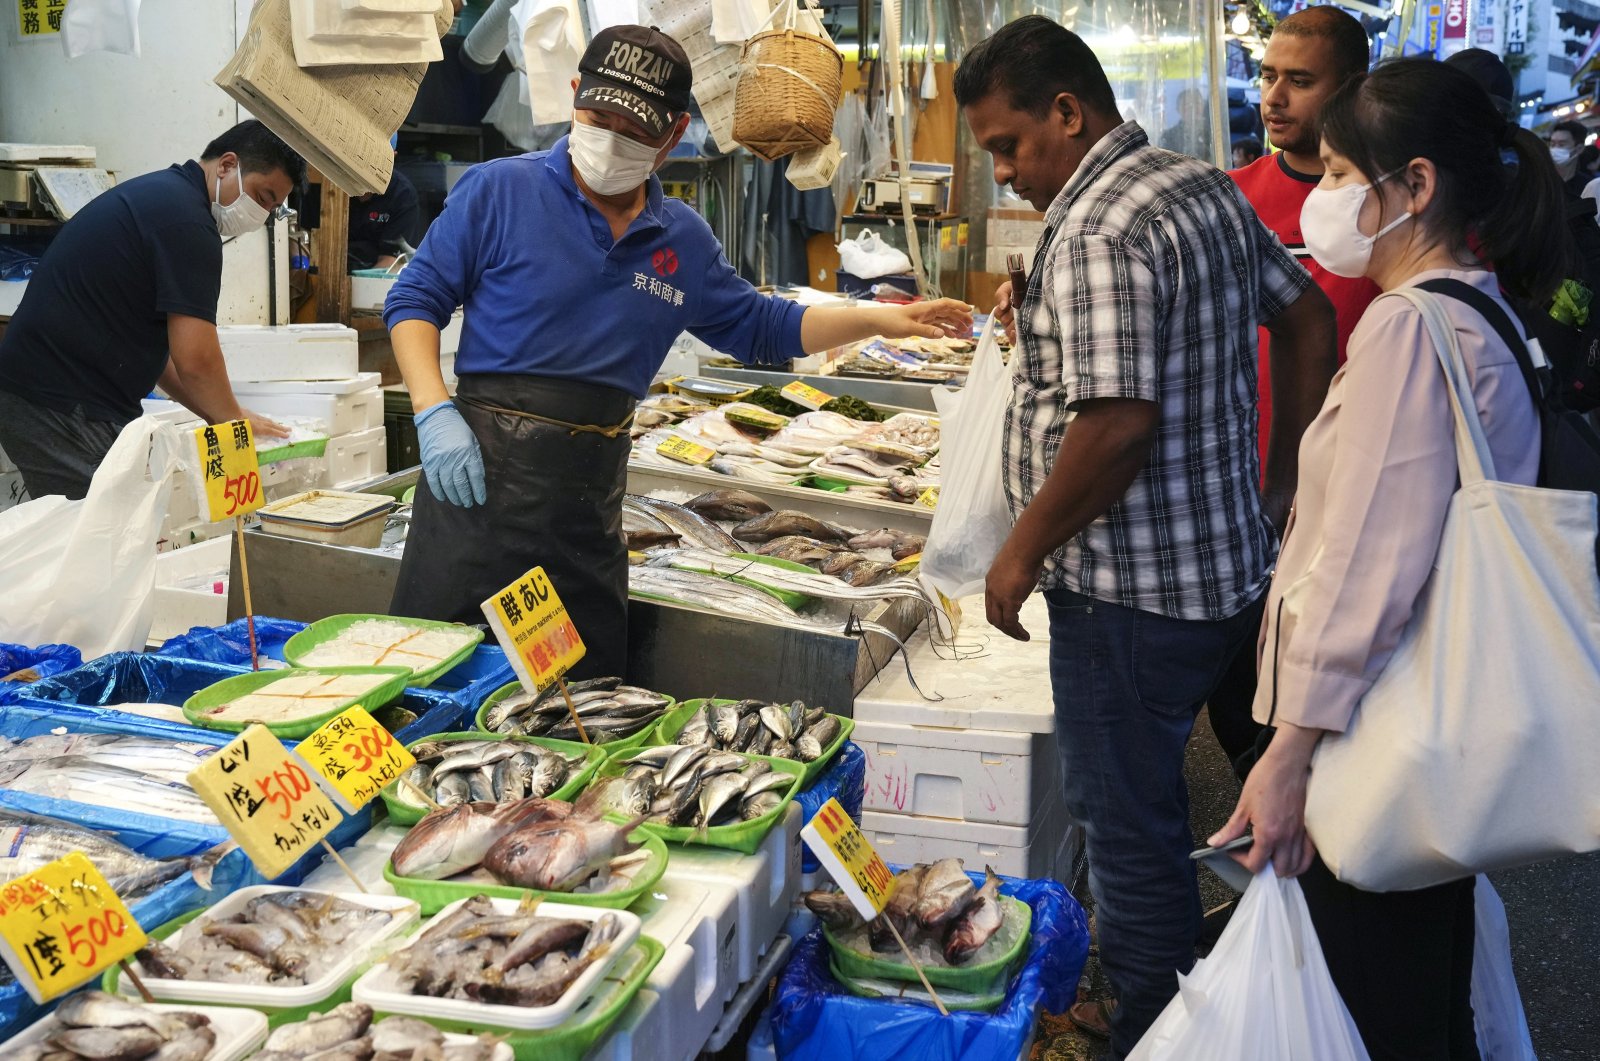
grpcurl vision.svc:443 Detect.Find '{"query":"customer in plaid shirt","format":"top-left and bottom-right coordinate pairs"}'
top-left (956, 16), bottom-right (1337, 1055)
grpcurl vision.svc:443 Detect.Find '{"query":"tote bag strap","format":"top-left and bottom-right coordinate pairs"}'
top-left (1386, 287), bottom-right (1498, 487)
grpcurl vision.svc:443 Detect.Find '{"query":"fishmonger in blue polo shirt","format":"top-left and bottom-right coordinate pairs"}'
top-left (383, 24), bottom-right (970, 674)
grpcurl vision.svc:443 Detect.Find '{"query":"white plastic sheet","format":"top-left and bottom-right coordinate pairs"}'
top-left (1472, 876), bottom-right (1538, 1060)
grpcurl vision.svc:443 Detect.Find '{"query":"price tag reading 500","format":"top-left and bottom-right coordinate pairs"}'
top-left (192, 419), bottom-right (264, 522)
top-left (482, 567), bottom-right (587, 692)
top-left (188, 724), bottom-right (342, 880)
top-left (297, 706), bottom-right (416, 814)
top-left (800, 797), bottom-right (895, 920)
top-left (0, 852), bottom-right (147, 1002)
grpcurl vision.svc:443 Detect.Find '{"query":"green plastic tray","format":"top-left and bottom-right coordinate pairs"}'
top-left (591, 746), bottom-right (804, 855)
top-left (258, 437), bottom-right (329, 464)
top-left (654, 698), bottom-right (854, 786)
top-left (382, 826), bottom-right (670, 916)
top-left (372, 935), bottom-right (664, 1061)
top-left (822, 895), bottom-right (1032, 994)
top-left (380, 731), bottom-right (607, 826)
top-left (284, 614), bottom-right (485, 688)
top-left (474, 681), bottom-right (671, 753)
top-left (724, 553), bottom-right (814, 609)
top-left (182, 665), bottom-right (412, 739)
top-left (827, 953), bottom-right (1007, 1012)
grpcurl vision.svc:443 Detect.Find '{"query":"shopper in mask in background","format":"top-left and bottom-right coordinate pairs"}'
top-left (1549, 119), bottom-right (1590, 195)
top-left (0, 119), bottom-right (297, 500)
top-left (384, 25), bottom-right (971, 676)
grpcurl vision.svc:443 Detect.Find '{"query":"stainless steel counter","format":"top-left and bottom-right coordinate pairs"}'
top-left (695, 365), bottom-right (947, 412)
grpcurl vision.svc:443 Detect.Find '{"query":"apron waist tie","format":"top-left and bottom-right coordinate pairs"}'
top-left (455, 394), bottom-right (635, 438)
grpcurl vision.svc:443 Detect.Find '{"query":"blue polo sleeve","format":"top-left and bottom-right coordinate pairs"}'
top-left (687, 245), bottom-right (806, 365)
top-left (384, 165), bottom-right (494, 331)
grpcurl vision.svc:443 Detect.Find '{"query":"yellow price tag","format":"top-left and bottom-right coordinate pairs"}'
top-left (481, 566), bottom-right (587, 692)
top-left (192, 419), bottom-right (264, 522)
top-left (296, 706), bottom-right (416, 814)
top-left (780, 380), bottom-right (834, 411)
top-left (915, 486), bottom-right (939, 511)
top-left (800, 797), bottom-right (894, 919)
top-left (0, 853), bottom-right (147, 1002)
top-left (656, 436), bottom-right (716, 465)
top-left (939, 227), bottom-right (953, 251)
top-left (892, 551), bottom-right (922, 572)
top-left (957, 222), bottom-right (970, 247)
top-left (188, 724), bottom-right (343, 880)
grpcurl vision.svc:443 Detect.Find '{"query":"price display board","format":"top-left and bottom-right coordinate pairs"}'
top-left (781, 380), bottom-right (834, 411)
top-left (192, 419), bottom-right (264, 522)
top-left (657, 436), bottom-right (716, 465)
top-left (0, 853), bottom-right (147, 1002)
top-left (296, 706), bottom-right (416, 814)
top-left (482, 566), bottom-right (587, 692)
top-left (800, 797), bottom-right (894, 920)
top-left (188, 724), bottom-right (342, 879)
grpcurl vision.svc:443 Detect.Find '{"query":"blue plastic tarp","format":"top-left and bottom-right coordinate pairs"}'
top-left (771, 871), bottom-right (1089, 1061)
top-left (0, 645), bottom-right (83, 707)
top-left (798, 741), bottom-right (867, 873)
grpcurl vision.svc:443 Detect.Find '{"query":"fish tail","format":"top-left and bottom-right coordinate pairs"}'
top-left (187, 839), bottom-right (239, 890)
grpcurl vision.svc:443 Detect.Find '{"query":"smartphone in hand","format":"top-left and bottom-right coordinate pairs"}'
top-left (1190, 834), bottom-right (1255, 892)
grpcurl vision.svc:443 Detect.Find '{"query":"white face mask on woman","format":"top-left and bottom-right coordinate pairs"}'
top-left (1300, 170), bottom-right (1412, 278)
top-left (211, 167), bottom-right (269, 239)
top-left (568, 120), bottom-right (663, 196)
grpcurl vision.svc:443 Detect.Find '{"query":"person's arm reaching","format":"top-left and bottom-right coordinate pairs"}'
top-left (798, 299), bottom-right (973, 352)
top-left (163, 314), bottom-right (287, 438)
top-left (1260, 285), bottom-right (1337, 529)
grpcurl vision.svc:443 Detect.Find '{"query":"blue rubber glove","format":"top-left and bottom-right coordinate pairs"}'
top-left (414, 401), bottom-right (486, 508)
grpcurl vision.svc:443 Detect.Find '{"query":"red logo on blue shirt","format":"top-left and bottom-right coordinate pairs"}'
top-left (652, 248), bottom-right (679, 276)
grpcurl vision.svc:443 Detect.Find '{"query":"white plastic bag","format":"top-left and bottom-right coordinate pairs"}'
top-left (1129, 867), bottom-right (1371, 1061)
top-left (836, 229), bottom-right (912, 279)
top-left (0, 417), bottom-right (185, 659)
top-left (919, 318), bottom-right (1011, 600)
top-left (1472, 876), bottom-right (1538, 1060)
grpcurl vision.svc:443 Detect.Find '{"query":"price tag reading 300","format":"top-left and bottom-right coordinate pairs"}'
top-left (0, 853), bottom-right (147, 1002)
top-left (800, 797), bottom-right (894, 919)
top-left (482, 566), bottom-right (587, 692)
top-left (188, 724), bottom-right (342, 880)
top-left (297, 706), bottom-right (416, 814)
top-left (192, 419), bottom-right (263, 522)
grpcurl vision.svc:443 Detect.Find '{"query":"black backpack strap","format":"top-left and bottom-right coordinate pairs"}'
top-left (1415, 278), bottom-right (1547, 412)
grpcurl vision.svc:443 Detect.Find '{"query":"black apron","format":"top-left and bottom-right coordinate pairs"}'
top-left (391, 374), bottom-right (635, 680)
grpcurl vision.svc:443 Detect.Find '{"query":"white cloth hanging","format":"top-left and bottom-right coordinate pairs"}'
top-left (61, 0), bottom-right (142, 59)
top-left (514, 0), bottom-right (587, 126)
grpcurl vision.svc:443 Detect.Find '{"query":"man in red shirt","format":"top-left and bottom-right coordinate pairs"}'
top-left (1212, 6), bottom-right (1377, 770)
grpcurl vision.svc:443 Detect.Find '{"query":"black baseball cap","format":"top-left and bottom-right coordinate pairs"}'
top-left (576, 25), bottom-right (693, 140)
top-left (1445, 48), bottom-right (1515, 117)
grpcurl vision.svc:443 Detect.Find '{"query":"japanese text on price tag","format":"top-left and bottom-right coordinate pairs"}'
top-left (0, 852), bottom-right (146, 1002)
top-left (481, 566), bottom-right (587, 691)
top-left (656, 436), bottom-right (716, 465)
top-left (296, 706), bottom-right (415, 814)
top-left (192, 419), bottom-right (263, 522)
top-left (800, 797), bottom-right (894, 919)
top-left (780, 380), bottom-right (834, 411)
top-left (188, 724), bottom-right (341, 879)
top-left (915, 486), bottom-right (940, 511)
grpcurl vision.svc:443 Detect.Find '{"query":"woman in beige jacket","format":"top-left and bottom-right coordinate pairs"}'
top-left (1207, 59), bottom-right (1570, 1059)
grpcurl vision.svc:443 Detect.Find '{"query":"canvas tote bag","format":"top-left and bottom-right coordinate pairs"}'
top-left (1303, 287), bottom-right (1600, 892)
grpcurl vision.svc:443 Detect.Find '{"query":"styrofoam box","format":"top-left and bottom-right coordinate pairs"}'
top-left (352, 272), bottom-right (398, 311)
top-left (860, 788), bottom-right (1082, 885)
top-left (228, 387), bottom-right (383, 437)
top-left (854, 718), bottom-right (1058, 828)
top-left (321, 425), bottom-right (388, 489)
top-left (588, 983), bottom-right (668, 1061)
top-left (149, 535), bottom-right (231, 644)
top-left (2, 1003), bottom-right (267, 1061)
top-left (220, 324), bottom-right (359, 382)
top-left (661, 802), bottom-right (802, 985)
top-left (230, 372), bottom-right (383, 398)
top-left (630, 875), bottom-right (740, 1061)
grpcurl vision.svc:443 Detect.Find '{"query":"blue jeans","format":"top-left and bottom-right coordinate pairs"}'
top-left (1046, 587), bottom-right (1265, 1058)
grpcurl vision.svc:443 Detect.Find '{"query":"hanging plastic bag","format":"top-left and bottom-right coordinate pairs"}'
top-left (1472, 876), bottom-right (1537, 1060)
top-left (919, 319), bottom-right (1012, 601)
top-left (837, 229), bottom-right (912, 280)
top-left (1129, 867), bottom-right (1371, 1061)
top-left (0, 417), bottom-right (184, 660)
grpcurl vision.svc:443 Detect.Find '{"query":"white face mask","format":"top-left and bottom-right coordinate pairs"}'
top-left (568, 120), bottom-right (663, 196)
top-left (211, 167), bottom-right (269, 238)
top-left (1551, 146), bottom-right (1573, 165)
top-left (1300, 171), bottom-right (1412, 278)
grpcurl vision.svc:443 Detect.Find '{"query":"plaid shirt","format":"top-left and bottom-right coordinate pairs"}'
top-left (1005, 122), bottom-right (1311, 620)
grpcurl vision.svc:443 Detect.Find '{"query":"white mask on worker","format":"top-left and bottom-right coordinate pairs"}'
top-left (211, 167), bottom-right (269, 238)
top-left (568, 120), bottom-right (661, 196)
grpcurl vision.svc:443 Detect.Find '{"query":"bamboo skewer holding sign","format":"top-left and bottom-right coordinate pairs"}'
top-left (555, 678), bottom-right (592, 745)
top-left (192, 419), bottom-right (266, 670)
top-left (235, 516), bottom-right (259, 671)
top-left (119, 960), bottom-right (155, 1003)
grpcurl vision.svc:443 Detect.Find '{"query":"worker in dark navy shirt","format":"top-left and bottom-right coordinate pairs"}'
top-left (383, 24), bottom-right (971, 674)
top-left (349, 168), bottom-right (423, 271)
top-left (0, 120), bottom-right (304, 499)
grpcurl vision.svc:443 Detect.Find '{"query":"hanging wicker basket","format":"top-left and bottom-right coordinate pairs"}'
top-left (733, 26), bottom-right (843, 163)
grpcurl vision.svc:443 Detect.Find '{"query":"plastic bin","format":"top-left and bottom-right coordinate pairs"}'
top-left (797, 740), bottom-right (866, 874)
top-left (0, 641), bottom-right (82, 705)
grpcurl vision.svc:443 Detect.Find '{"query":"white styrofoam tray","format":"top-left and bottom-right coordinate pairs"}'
top-left (853, 594), bottom-right (1055, 735)
top-left (631, 875), bottom-right (739, 1060)
top-left (860, 788), bottom-right (1082, 885)
top-left (354, 896), bottom-right (642, 1031)
top-left (149, 535), bottom-right (231, 644)
top-left (661, 802), bottom-right (801, 985)
top-left (854, 718), bottom-right (1058, 828)
top-left (587, 983), bottom-right (667, 1061)
top-left (2, 1002), bottom-right (267, 1061)
top-left (122, 886), bottom-right (420, 1008)
top-left (230, 372), bottom-right (383, 398)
